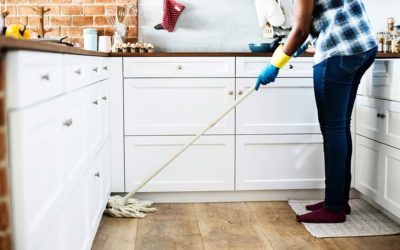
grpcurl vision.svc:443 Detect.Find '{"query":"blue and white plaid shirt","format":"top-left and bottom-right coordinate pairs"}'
top-left (310, 0), bottom-right (377, 64)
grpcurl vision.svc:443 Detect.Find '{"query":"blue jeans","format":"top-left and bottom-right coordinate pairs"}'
top-left (313, 47), bottom-right (377, 210)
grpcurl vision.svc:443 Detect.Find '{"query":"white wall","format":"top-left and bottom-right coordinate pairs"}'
top-left (363, 0), bottom-right (400, 32)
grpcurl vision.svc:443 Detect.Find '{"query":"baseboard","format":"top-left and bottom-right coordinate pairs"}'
top-left (359, 193), bottom-right (400, 224)
top-left (111, 188), bottom-right (360, 203)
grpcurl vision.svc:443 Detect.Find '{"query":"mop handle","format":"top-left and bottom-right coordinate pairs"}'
top-left (123, 86), bottom-right (256, 203)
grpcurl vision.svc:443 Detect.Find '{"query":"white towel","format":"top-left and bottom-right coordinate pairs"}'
top-left (255, 0), bottom-right (285, 28)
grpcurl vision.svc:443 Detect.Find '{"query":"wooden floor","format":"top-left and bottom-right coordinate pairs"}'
top-left (92, 201), bottom-right (400, 250)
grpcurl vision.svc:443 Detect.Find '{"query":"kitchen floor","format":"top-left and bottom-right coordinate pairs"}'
top-left (92, 201), bottom-right (400, 250)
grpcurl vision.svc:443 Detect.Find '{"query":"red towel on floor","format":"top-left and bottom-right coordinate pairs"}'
top-left (161, 0), bottom-right (185, 32)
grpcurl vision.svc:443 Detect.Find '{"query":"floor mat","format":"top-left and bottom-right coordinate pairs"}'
top-left (288, 199), bottom-right (400, 238)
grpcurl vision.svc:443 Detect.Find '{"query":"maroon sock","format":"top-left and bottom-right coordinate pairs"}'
top-left (296, 207), bottom-right (346, 223)
top-left (306, 201), bottom-right (351, 214)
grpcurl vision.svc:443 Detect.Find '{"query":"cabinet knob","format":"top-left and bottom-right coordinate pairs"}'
top-left (41, 74), bottom-right (50, 81)
top-left (94, 172), bottom-right (100, 177)
top-left (63, 119), bottom-right (73, 127)
top-left (238, 90), bottom-right (243, 95)
top-left (228, 91), bottom-right (234, 95)
top-left (75, 69), bottom-right (82, 75)
top-left (103, 66), bottom-right (108, 71)
top-left (93, 100), bottom-right (99, 105)
top-left (380, 113), bottom-right (386, 119)
top-left (102, 96), bottom-right (107, 101)
top-left (177, 65), bottom-right (183, 70)
top-left (289, 64), bottom-right (294, 69)
top-left (93, 67), bottom-right (98, 72)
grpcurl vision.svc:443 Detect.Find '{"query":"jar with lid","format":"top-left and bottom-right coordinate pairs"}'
top-left (377, 32), bottom-right (384, 52)
top-left (383, 32), bottom-right (392, 53)
top-left (83, 28), bottom-right (98, 51)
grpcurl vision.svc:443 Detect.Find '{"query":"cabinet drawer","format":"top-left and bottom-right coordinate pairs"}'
top-left (236, 78), bottom-right (320, 134)
top-left (123, 57), bottom-right (235, 77)
top-left (236, 134), bottom-right (324, 190)
top-left (124, 135), bottom-right (234, 192)
top-left (365, 59), bottom-right (400, 102)
top-left (64, 55), bottom-right (88, 92)
top-left (236, 57), bottom-right (313, 77)
top-left (124, 78), bottom-right (235, 135)
top-left (7, 51), bottom-right (63, 109)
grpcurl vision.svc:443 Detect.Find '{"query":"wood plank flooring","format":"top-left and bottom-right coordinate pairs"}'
top-left (92, 201), bottom-right (400, 250)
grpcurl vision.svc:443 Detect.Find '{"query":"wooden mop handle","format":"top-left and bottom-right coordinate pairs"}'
top-left (123, 87), bottom-right (256, 203)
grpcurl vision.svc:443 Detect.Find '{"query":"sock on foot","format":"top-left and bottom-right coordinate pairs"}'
top-left (296, 207), bottom-right (346, 223)
top-left (306, 201), bottom-right (351, 214)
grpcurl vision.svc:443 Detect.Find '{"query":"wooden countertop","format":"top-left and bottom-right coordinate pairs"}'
top-left (0, 38), bottom-right (399, 58)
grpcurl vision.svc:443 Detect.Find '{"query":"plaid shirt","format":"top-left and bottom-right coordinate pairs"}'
top-left (310, 0), bottom-right (377, 64)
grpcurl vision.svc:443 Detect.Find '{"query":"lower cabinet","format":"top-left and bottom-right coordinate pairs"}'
top-left (355, 135), bottom-right (400, 218)
top-left (235, 134), bottom-right (325, 190)
top-left (124, 135), bottom-right (235, 192)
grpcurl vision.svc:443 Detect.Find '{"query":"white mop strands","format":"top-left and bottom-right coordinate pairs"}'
top-left (105, 195), bottom-right (157, 218)
top-left (105, 87), bottom-right (256, 218)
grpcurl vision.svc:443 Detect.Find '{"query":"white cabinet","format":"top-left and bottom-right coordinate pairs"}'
top-left (124, 57), bottom-right (235, 77)
top-left (124, 135), bottom-right (234, 192)
top-left (236, 78), bottom-right (320, 134)
top-left (236, 134), bottom-right (324, 190)
top-left (356, 96), bottom-right (400, 149)
top-left (355, 135), bottom-right (400, 218)
top-left (124, 78), bottom-right (235, 135)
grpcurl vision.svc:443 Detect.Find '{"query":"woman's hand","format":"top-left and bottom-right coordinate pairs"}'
top-left (255, 64), bottom-right (280, 90)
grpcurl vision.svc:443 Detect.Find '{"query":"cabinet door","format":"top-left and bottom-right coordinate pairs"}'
top-left (125, 135), bottom-right (234, 192)
top-left (87, 83), bottom-right (103, 154)
top-left (124, 78), bottom-right (235, 135)
top-left (100, 80), bottom-right (110, 138)
top-left (355, 135), bottom-right (382, 203)
top-left (64, 54), bottom-right (88, 92)
top-left (383, 100), bottom-right (400, 150)
top-left (365, 59), bottom-right (400, 102)
top-left (380, 142), bottom-right (400, 219)
top-left (236, 78), bottom-right (320, 134)
top-left (356, 96), bottom-right (385, 141)
top-left (235, 134), bottom-right (324, 190)
top-left (102, 140), bottom-right (112, 199)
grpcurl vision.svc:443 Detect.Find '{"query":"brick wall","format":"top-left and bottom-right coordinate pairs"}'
top-left (1, 0), bottom-right (138, 47)
top-left (0, 60), bottom-right (10, 250)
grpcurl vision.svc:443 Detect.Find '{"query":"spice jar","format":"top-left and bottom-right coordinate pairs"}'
top-left (83, 28), bottom-right (98, 51)
top-left (383, 32), bottom-right (392, 53)
top-left (387, 17), bottom-right (395, 35)
top-left (377, 32), bottom-right (384, 52)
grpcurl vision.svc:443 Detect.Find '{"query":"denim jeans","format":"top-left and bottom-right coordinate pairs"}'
top-left (313, 47), bottom-right (377, 210)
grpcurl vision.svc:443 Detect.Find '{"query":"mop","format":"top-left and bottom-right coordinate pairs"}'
top-left (105, 87), bottom-right (255, 218)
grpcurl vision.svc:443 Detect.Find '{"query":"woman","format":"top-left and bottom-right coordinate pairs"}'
top-left (256, 0), bottom-right (378, 223)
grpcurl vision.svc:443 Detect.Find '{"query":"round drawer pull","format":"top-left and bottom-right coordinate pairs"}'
top-left (93, 100), bottom-right (99, 105)
top-left (238, 90), bottom-right (243, 95)
top-left (103, 66), bottom-right (108, 71)
top-left (289, 64), bottom-right (294, 69)
top-left (94, 172), bottom-right (100, 178)
top-left (75, 69), bottom-right (82, 75)
top-left (63, 119), bottom-right (73, 127)
top-left (41, 74), bottom-right (50, 81)
top-left (177, 65), bottom-right (183, 70)
top-left (102, 96), bottom-right (107, 101)
top-left (229, 91), bottom-right (234, 95)
top-left (93, 67), bottom-right (98, 72)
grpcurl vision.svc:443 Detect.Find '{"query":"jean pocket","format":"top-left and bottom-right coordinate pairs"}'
top-left (339, 53), bottom-right (367, 74)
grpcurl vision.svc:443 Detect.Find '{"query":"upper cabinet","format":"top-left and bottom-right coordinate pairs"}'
top-left (124, 57), bottom-right (235, 78)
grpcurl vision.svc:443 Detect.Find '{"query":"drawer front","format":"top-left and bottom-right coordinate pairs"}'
top-left (356, 96), bottom-right (384, 142)
top-left (124, 57), bottom-right (235, 77)
top-left (124, 78), bottom-right (235, 135)
top-left (365, 59), bottom-right (400, 102)
top-left (86, 83), bottom-right (103, 154)
top-left (236, 57), bottom-right (313, 77)
top-left (64, 55), bottom-right (88, 92)
top-left (124, 135), bottom-right (235, 192)
top-left (236, 78), bottom-right (320, 134)
top-left (86, 57), bottom-right (105, 84)
top-left (381, 142), bottom-right (400, 219)
top-left (7, 51), bottom-right (63, 109)
top-left (236, 134), bottom-right (324, 190)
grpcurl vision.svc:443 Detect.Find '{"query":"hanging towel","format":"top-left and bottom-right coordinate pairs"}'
top-left (255, 0), bottom-right (285, 28)
top-left (155, 0), bottom-right (185, 32)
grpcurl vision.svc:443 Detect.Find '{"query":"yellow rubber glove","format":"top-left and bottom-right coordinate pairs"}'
top-left (270, 44), bottom-right (292, 69)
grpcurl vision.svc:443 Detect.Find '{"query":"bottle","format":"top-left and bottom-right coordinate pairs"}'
top-left (377, 32), bottom-right (384, 52)
top-left (383, 32), bottom-right (392, 53)
top-left (83, 28), bottom-right (98, 51)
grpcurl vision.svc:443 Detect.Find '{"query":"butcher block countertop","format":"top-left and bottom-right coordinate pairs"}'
top-left (0, 37), bottom-right (399, 58)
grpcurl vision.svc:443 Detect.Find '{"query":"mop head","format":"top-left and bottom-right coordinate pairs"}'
top-left (105, 195), bottom-right (157, 218)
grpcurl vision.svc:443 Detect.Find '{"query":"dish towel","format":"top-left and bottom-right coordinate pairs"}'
top-left (154, 0), bottom-right (185, 32)
top-left (255, 0), bottom-right (285, 28)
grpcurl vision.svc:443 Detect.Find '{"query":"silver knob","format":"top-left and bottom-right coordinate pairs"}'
top-left (289, 64), bottom-right (294, 69)
top-left (93, 100), bottom-right (99, 105)
top-left (177, 65), bottom-right (183, 70)
top-left (102, 96), bottom-right (107, 101)
top-left (229, 91), bottom-right (234, 95)
top-left (63, 119), bottom-right (73, 127)
top-left (41, 74), bottom-right (50, 81)
top-left (75, 69), bottom-right (81, 75)
top-left (94, 172), bottom-right (100, 177)
top-left (93, 67), bottom-right (98, 72)
top-left (103, 66), bottom-right (108, 71)
top-left (238, 90), bottom-right (243, 95)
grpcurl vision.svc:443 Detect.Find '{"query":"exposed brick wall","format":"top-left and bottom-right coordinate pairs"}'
top-left (0, 59), bottom-right (10, 250)
top-left (1, 0), bottom-right (138, 47)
